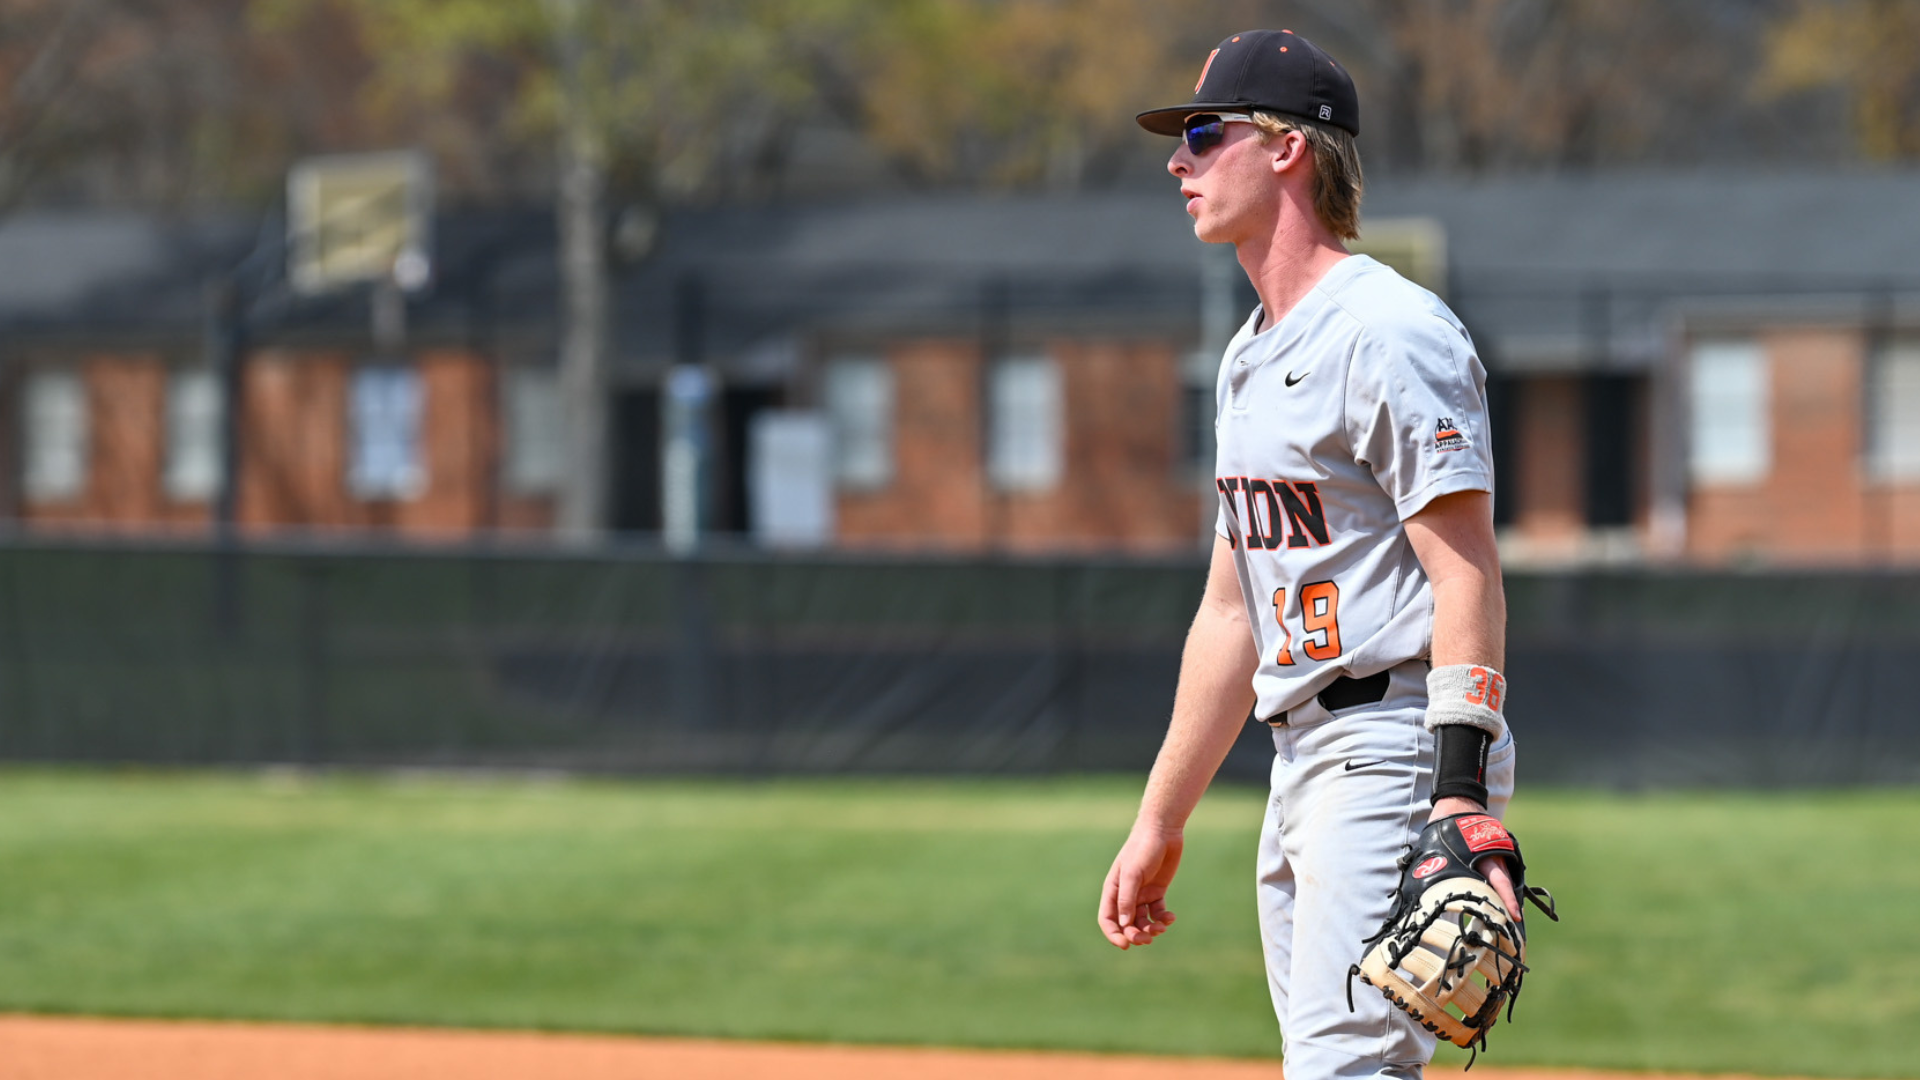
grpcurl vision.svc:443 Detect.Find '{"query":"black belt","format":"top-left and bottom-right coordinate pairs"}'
top-left (1272, 670), bottom-right (1392, 725)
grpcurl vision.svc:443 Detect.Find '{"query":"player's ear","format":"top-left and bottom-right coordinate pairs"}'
top-left (1270, 129), bottom-right (1308, 175)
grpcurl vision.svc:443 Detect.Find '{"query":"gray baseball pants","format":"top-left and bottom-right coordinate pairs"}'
top-left (1256, 658), bottom-right (1518, 1080)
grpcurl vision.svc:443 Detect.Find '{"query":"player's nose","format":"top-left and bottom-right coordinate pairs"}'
top-left (1168, 148), bottom-right (1192, 178)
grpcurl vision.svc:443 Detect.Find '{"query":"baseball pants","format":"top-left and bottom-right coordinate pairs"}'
top-left (1256, 658), bottom-right (1518, 1080)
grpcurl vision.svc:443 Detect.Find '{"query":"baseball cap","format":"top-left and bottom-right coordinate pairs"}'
top-left (1136, 29), bottom-right (1359, 138)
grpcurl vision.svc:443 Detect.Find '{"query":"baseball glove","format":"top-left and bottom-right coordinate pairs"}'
top-left (1347, 813), bottom-right (1557, 1058)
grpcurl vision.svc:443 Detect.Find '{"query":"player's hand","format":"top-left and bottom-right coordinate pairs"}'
top-left (1430, 796), bottom-right (1522, 922)
top-left (1098, 823), bottom-right (1183, 949)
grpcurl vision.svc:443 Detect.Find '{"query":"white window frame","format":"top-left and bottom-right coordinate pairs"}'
top-left (988, 353), bottom-right (1064, 493)
top-left (1688, 339), bottom-right (1769, 487)
top-left (347, 364), bottom-right (426, 500)
top-left (749, 410), bottom-right (834, 548)
top-left (21, 368), bottom-right (89, 504)
top-left (823, 354), bottom-right (894, 491)
top-left (1868, 339), bottom-right (1920, 481)
top-left (164, 367), bottom-right (226, 502)
top-left (502, 366), bottom-right (565, 494)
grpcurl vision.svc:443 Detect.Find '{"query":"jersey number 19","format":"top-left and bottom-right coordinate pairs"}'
top-left (1270, 582), bottom-right (1343, 666)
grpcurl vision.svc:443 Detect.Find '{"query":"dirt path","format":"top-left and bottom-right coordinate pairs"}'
top-left (0, 1016), bottom-right (1773, 1080)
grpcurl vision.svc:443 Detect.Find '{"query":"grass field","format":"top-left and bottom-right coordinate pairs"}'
top-left (0, 771), bottom-right (1914, 1077)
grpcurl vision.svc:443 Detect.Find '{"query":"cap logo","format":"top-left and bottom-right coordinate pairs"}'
top-left (1195, 49), bottom-right (1219, 92)
top-left (1318, 104), bottom-right (1333, 121)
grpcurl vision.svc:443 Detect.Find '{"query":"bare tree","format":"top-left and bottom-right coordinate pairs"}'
top-left (0, 0), bottom-right (409, 212)
top-left (543, 0), bottom-right (609, 539)
top-left (1760, 0), bottom-right (1920, 160)
top-left (0, 0), bottom-right (129, 210)
top-left (1272, 0), bottom-right (1762, 173)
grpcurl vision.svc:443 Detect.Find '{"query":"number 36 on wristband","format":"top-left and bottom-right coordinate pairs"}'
top-left (1463, 666), bottom-right (1505, 711)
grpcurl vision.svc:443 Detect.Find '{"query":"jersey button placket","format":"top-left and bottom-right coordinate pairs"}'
top-left (1227, 348), bottom-right (1255, 411)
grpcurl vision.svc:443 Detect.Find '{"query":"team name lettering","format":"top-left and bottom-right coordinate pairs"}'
top-left (1215, 477), bottom-right (1331, 550)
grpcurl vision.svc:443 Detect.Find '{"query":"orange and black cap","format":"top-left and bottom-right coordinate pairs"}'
top-left (1136, 29), bottom-right (1359, 138)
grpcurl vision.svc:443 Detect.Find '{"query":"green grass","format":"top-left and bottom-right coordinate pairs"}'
top-left (0, 772), bottom-right (1914, 1077)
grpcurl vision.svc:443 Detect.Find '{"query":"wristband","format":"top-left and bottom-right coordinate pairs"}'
top-left (1432, 723), bottom-right (1491, 805)
top-left (1425, 664), bottom-right (1505, 806)
top-left (1422, 664), bottom-right (1507, 739)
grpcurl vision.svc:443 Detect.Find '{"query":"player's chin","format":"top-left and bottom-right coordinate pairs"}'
top-left (1190, 212), bottom-right (1231, 245)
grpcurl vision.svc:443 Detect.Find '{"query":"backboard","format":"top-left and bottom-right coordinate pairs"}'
top-left (288, 150), bottom-right (433, 295)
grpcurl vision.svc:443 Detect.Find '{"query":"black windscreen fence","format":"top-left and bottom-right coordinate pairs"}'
top-left (1, 538), bottom-right (1917, 787)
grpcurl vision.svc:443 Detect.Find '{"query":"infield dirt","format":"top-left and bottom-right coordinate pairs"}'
top-left (0, 1016), bottom-right (1811, 1080)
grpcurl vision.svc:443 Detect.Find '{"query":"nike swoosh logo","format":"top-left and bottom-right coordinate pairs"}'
top-left (1285, 370), bottom-right (1309, 387)
top-left (1343, 760), bottom-right (1386, 771)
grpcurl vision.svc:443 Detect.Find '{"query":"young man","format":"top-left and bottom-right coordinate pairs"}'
top-left (1096, 30), bottom-right (1522, 1080)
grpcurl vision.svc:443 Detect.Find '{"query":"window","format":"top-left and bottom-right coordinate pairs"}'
top-left (165, 368), bottom-right (225, 501)
top-left (348, 365), bottom-right (425, 499)
top-left (1870, 341), bottom-right (1920, 480)
top-left (749, 410), bottom-right (833, 548)
top-left (823, 355), bottom-right (892, 489)
top-left (503, 367), bottom-right (564, 493)
top-left (22, 368), bottom-right (88, 503)
top-left (1688, 340), bottom-right (1768, 486)
top-left (988, 354), bottom-right (1063, 492)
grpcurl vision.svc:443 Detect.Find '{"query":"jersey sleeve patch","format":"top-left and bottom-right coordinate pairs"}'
top-left (1432, 416), bottom-right (1471, 453)
top-left (1343, 313), bottom-right (1495, 517)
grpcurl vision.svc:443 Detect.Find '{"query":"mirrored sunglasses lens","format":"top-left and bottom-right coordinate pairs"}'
top-left (1184, 118), bottom-right (1225, 154)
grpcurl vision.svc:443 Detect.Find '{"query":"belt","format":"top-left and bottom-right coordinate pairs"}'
top-left (1273, 670), bottom-right (1392, 725)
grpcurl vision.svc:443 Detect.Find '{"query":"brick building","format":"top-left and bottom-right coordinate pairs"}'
top-left (5, 172), bottom-right (1920, 563)
top-left (0, 211), bottom-right (563, 541)
top-left (0, 197), bottom-right (1230, 554)
top-left (1363, 171), bottom-right (1920, 566)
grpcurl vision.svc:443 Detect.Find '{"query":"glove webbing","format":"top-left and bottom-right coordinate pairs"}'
top-left (1347, 843), bottom-right (1557, 1068)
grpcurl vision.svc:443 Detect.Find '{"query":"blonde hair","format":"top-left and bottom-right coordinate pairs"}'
top-left (1251, 111), bottom-right (1364, 241)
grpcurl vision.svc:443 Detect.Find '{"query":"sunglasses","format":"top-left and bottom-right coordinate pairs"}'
top-left (1182, 112), bottom-right (1256, 155)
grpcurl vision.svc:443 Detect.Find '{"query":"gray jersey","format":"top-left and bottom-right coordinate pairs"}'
top-left (1213, 255), bottom-right (1494, 721)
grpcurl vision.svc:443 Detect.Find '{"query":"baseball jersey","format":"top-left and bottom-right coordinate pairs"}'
top-left (1213, 254), bottom-right (1494, 721)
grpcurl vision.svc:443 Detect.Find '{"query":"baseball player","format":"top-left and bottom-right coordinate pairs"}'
top-left (1096, 30), bottom-right (1524, 1078)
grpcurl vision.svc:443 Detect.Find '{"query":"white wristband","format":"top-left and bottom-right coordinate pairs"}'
top-left (1424, 664), bottom-right (1508, 739)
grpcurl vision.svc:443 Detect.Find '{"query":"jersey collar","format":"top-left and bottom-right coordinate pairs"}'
top-left (1240, 254), bottom-right (1374, 343)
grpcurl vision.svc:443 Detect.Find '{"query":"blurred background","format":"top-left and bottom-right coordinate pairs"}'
top-left (2, 2), bottom-right (1919, 1075)
top-left (13, 0), bottom-right (1920, 561)
top-left (2, 0), bottom-right (1918, 783)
